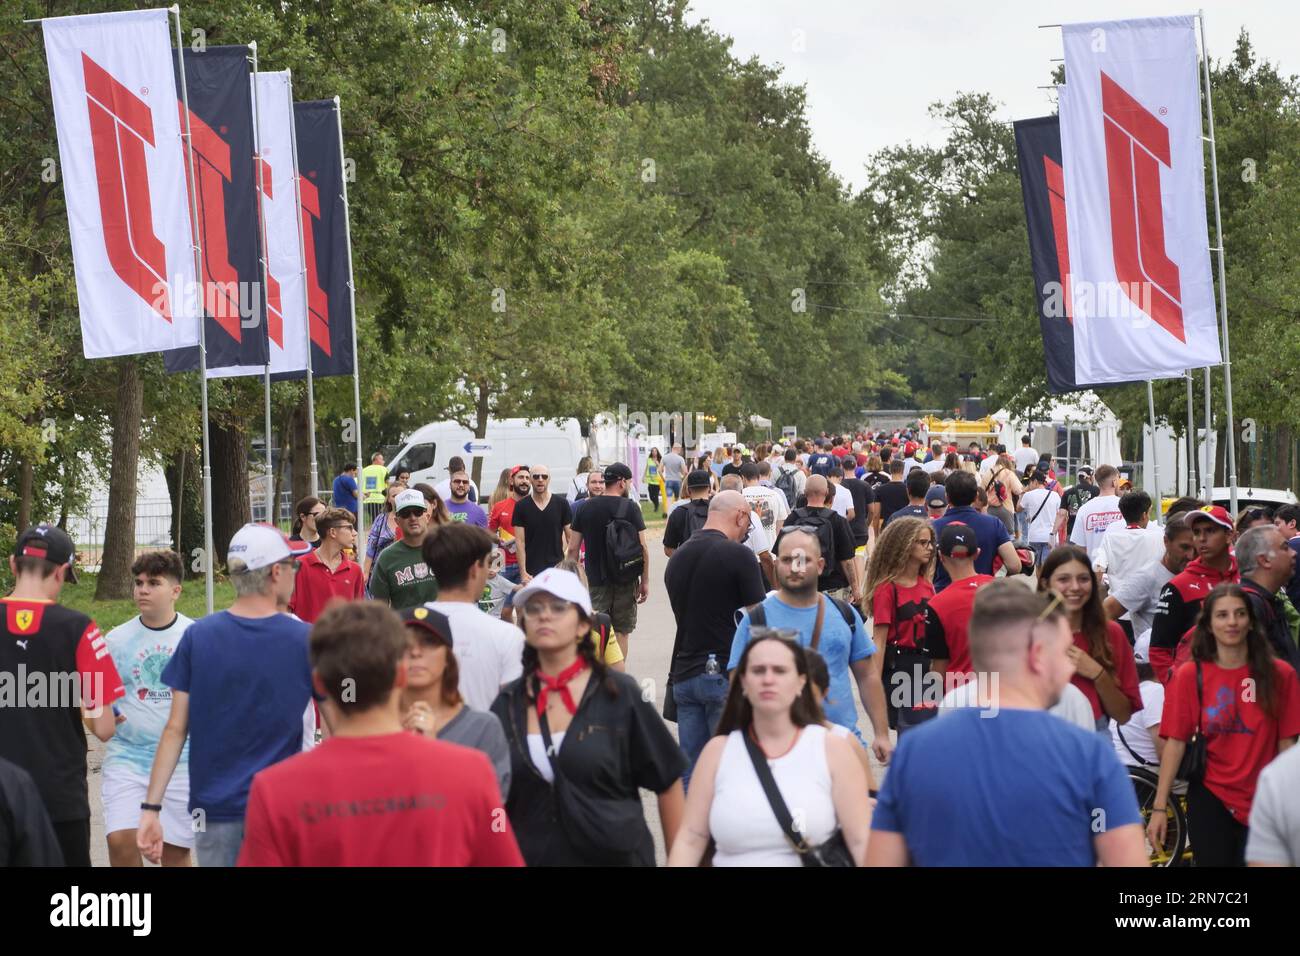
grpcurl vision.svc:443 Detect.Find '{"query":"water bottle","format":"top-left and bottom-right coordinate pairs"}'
top-left (705, 653), bottom-right (720, 676)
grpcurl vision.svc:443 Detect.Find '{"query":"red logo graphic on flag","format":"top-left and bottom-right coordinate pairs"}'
top-left (82, 53), bottom-right (172, 322)
top-left (1101, 71), bottom-right (1185, 342)
top-left (298, 173), bottom-right (332, 356)
top-left (1043, 156), bottom-right (1073, 323)
top-left (179, 103), bottom-right (242, 343)
top-left (256, 156), bottom-right (284, 348)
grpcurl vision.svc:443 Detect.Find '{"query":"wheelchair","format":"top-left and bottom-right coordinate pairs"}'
top-left (1127, 764), bottom-right (1192, 866)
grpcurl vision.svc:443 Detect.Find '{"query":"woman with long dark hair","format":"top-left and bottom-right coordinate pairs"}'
top-left (1037, 545), bottom-right (1141, 733)
top-left (645, 447), bottom-right (664, 513)
top-left (667, 632), bottom-right (869, 866)
top-left (490, 568), bottom-right (685, 865)
top-left (289, 496), bottom-right (325, 547)
top-left (1147, 583), bottom-right (1300, 866)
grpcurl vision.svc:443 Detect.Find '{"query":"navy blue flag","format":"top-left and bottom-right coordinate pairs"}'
top-left (283, 98), bottom-right (355, 380)
top-left (164, 45), bottom-right (268, 373)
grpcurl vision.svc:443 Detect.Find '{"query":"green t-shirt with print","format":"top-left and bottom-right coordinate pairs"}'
top-left (369, 539), bottom-right (439, 609)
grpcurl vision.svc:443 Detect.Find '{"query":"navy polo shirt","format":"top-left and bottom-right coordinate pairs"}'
top-left (930, 506), bottom-right (1011, 592)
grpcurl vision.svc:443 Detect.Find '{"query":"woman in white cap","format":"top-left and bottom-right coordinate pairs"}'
top-left (490, 568), bottom-right (686, 865)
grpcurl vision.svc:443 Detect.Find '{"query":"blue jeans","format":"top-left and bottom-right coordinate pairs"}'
top-left (673, 672), bottom-right (730, 790)
top-left (665, 479), bottom-right (682, 499)
top-left (194, 820), bottom-right (245, 868)
top-left (500, 563), bottom-right (521, 584)
top-left (1028, 541), bottom-right (1053, 570)
top-left (1015, 511), bottom-right (1029, 541)
top-left (896, 706), bottom-right (939, 736)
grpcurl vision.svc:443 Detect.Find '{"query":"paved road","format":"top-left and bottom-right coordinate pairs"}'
top-left (87, 527), bottom-right (891, 867)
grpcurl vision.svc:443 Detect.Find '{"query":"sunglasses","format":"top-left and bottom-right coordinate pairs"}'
top-left (532, 475), bottom-right (550, 481)
top-left (451, 479), bottom-right (470, 485)
top-left (521, 597), bottom-right (574, 617)
top-left (397, 508), bottom-right (426, 518)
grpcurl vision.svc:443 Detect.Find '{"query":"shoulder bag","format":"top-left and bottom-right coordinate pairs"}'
top-left (741, 728), bottom-right (854, 867)
top-left (1176, 662), bottom-right (1207, 783)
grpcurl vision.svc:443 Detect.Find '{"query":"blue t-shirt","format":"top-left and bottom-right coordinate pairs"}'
top-left (104, 613), bottom-right (194, 779)
top-left (161, 611), bottom-right (312, 821)
top-left (332, 473), bottom-right (359, 514)
top-left (930, 506), bottom-right (1010, 591)
top-left (872, 707), bottom-right (1142, 866)
top-left (807, 452), bottom-right (836, 476)
top-left (729, 595), bottom-right (876, 738)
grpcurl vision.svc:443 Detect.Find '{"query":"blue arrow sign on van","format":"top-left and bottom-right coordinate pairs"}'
top-left (462, 440), bottom-right (493, 456)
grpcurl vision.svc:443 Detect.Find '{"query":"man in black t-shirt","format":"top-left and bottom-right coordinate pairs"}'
top-left (874, 459), bottom-right (910, 532)
top-left (1, 524), bottom-right (125, 868)
top-left (1062, 466), bottom-right (1099, 536)
top-left (887, 468), bottom-right (933, 525)
top-left (567, 463), bottom-right (648, 660)
top-left (840, 458), bottom-right (877, 583)
top-left (663, 469), bottom-right (713, 554)
top-left (783, 476), bottom-right (859, 603)
top-left (664, 491), bottom-right (766, 787)
top-left (511, 464), bottom-right (573, 581)
top-left (720, 445), bottom-right (745, 478)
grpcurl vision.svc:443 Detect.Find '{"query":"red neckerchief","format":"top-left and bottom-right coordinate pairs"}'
top-left (1126, 524), bottom-right (1143, 530)
top-left (536, 657), bottom-right (589, 718)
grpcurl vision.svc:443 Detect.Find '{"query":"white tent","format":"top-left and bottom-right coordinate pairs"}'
top-left (995, 391), bottom-right (1123, 473)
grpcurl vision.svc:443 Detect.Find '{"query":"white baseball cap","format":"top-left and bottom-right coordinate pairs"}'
top-left (394, 489), bottom-right (427, 514)
top-left (226, 523), bottom-right (311, 573)
top-left (510, 567), bottom-right (593, 616)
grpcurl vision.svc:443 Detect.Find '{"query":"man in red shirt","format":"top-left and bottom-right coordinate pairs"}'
top-left (288, 508), bottom-right (364, 623)
top-left (1, 524), bottom-right (124, 866)
top-left (924, 523), bottom-right (994, 682)
top-left (488, 465), bottom-right (531, 584)
top-left (238, 601), bottom-right (523, 867)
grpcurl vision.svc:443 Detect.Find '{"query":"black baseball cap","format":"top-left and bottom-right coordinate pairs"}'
top-left (399, 604), bottom-right (453, 644)
top-left (15, 524), bottom-right (79, 583)
top-left (939, 522), bottom-right (976, 558)
top-left (686, 468), bottom-right (712, 490)
top-left (603, 462), bottom-right (633, 483)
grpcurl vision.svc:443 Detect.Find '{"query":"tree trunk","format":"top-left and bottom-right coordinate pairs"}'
top-left (211, 418), bottom-right (251, 566)
top-left (165, 446), bottom-right (204, 579)
top-left (290, 393), bottom-right (314, 504)
top-left (471, 382), bottom-right (490, 488)
top-left (95, 358), bottom-right (142, 599)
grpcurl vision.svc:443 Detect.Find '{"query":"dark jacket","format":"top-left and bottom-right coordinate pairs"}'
top-left (1149, 556), bottom-right (1239, 682)
top-left (490, 668), bottom-right (686, 866)
top-left (1239, 578), bottom-right (1300, 676)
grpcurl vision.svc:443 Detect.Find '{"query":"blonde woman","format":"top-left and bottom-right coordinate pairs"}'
top-left (984, 454), bottom-right (1023, 536)
top-left (863, 517), bottom-right (937, 736)
top-left (488, 467), bottom-right (513, 508)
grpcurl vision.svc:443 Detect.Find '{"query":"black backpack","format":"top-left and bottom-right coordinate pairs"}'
top-left (786, 508), bottom-right (838, 585)
top-left (773, 466), bottom-right (798, 508)
top-left (683, 499), bottom-right (710, 540)
top-left (603, 498), bottom-right (645, 584)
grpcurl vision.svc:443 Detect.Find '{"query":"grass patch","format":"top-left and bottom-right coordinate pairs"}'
top-left (60, 573), bottom-right (236, 631)
top-left (639, 499), bottom-right (670, 530)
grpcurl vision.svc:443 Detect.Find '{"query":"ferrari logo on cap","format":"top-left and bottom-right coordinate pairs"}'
top-left (15, 610), bottom-right (33, 632)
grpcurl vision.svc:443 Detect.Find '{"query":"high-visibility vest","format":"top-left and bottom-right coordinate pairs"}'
top-left (361, 464), bottom-right (388, 503)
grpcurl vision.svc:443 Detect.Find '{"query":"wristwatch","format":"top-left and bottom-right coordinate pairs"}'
top-left (140, 802), bottom-right (163, 812)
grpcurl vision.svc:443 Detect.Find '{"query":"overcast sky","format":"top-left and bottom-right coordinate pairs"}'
top-left (683, 1), bottom-right (1300, 191)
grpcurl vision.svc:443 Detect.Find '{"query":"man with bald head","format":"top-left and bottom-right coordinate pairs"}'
top-left (783, 473), bottom-right (860, 604)
top-left (867, 580), bottom-right (1148, 867)
top-left (729, 526), bottom-right (893, 763)
top-left (664, 490), bottom-right (767, 786)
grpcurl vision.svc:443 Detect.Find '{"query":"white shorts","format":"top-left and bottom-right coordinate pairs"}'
top-left (102, 769), bottom-right (195, 849)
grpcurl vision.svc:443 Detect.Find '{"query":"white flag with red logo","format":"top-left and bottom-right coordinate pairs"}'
top-left (43, 9), bottom-right (201, 359)
top-left (1060, 16), bottom-right (1221, 383)
top-left (208, 70), bottom-right (310, 378)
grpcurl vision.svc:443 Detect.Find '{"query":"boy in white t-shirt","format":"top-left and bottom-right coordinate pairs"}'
top-left (103, 551), bottom-right (194, 867)
top-left (1068, 464), bottom-right (1124, 560)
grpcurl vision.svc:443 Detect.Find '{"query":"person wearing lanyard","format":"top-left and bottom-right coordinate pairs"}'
top-left (490, 568), bottom-right (686, 865)
top-left (863, 516), bottom-right (937, 735)
top-left (1038, 546), bottom-right (1142, 735)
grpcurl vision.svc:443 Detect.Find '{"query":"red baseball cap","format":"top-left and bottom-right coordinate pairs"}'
top-left (1187, 505), bottom-right (1233, 532)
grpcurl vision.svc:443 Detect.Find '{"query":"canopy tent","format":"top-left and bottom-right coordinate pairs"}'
top-left (995, 391), bottom-right (1122, 474)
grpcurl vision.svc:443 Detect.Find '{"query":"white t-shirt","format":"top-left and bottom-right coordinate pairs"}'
top-left (744, 512), bottom-right (771, 558)
top-left (829, 483), bottom-right (854, 518)
top-left (1019, 487), bottom-right (1060, 543)
top-left (743, 485), bottom-right (790, 539)
top-left (1069, 494), bottom-right (1124, 559)
top-left (1094, 524), bottom-right (1164, 585)
top-left (1014, 446), bottom-right (1040, 472)
top-left (939, 679), bottom-right (1095, 731)
top-left (423, 601), bottom-right (525, 711)
top-left (1110, 680), bottom-right (1165, 767)
top-left (902, 458), bottom-right (923, 477)
top-left (921, 459), bottom-right (945, 475)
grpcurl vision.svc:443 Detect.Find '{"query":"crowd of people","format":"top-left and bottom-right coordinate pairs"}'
top-left (5, 427), bottom-right (1300, 868)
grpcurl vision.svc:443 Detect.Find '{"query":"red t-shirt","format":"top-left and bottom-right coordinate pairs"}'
top-left (872, 579), bottom-right (935, 650)
top-left (1162, 659), bottom-right (1300, 822)
top-left (237, 732), bottom-right (525, 867)
top-left (1071, 621), bottom-right (1143, 721)
top-left (288, 549), bottom-right (364, 623)
top-left (922, 574), bottom-right (993, 675)
top-left (489, 498), bottom-right (519, 566)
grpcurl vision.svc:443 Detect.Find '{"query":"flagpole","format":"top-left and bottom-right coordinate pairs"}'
top-left (1186, 371), bottom-right (1196, 496)
top-left (249, 42), bottom-right (275, 526)
top-left (333, 96), bottom-right (363, 480)
top-left (1203, 366), bottom-right (1213, 501)
top-left (1147, 381), bottom-right (1162, 524)
top-left (1199, 10), bottom-right (1237, 516)
top-left (172, 5), bottom-right (214, 613)
top-left (286, 77), bottom-right (319, 498)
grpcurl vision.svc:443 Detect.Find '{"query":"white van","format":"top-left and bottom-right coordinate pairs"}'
top-left (387, 418), bottom-right (589, 500)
